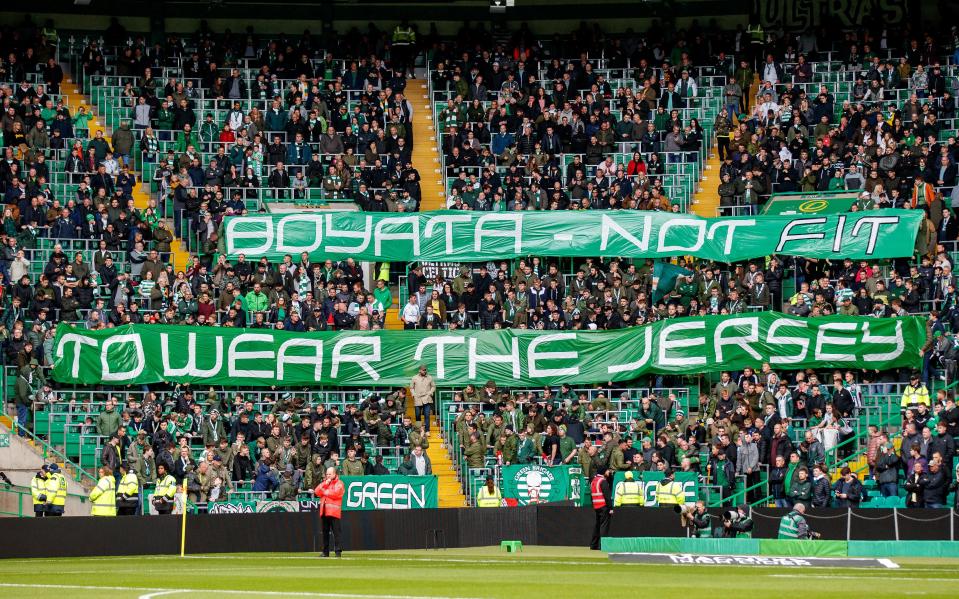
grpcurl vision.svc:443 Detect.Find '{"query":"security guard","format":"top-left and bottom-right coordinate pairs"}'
top-left (613, 471), bottom-right (644, 507)
top-left (590, 469), bottom-right (613, 550)
top-left (116, 461), bottom-right (140, 516)
top-left (476, 476), bottom-right (502, 507)
top-left (391, 21), bottom-right (416, 78)
top-left (31, 466), bottom-right (49, 517)
top-left (654, 470), bottom-right (686, 507)
top-left (152, 463), bottom-right (177, 515)
top-left (45, 463), bottom-right (67, 516)
top-left (90, 465), bottom-right (117, 517)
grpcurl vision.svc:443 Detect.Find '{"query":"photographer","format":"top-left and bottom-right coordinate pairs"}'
top-left (778, 502), bottom-right (820, 539)
top-left (721, 504), bottom-right (754, 538)
top-left (681, 500), bottom-right (712, 537)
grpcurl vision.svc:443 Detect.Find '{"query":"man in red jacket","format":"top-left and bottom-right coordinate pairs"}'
top-left (314, 467), bottom-right (345, 557)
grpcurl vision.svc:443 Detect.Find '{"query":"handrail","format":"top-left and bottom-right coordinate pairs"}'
top-left (826, 377), bottom-right (959, 473)
top-left (12, 424), bottom-right (98, 486)
top-left (0, 483), bottom-right (90, 518)
top-left (707, 471), bottom-right (768, 508)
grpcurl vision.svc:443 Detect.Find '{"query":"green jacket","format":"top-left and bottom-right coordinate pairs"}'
top-left (245, 291), bottom-right (270, 312)
top-left (495, 434), bottom-right (518, 464)
top-left (175, 131), bottom-right (200, 153)
top-left (517, 437), bottom-right (536, 463)
top-left (609, 447), bottom-right (628, 471)
top-left (14, 367), bottom-right (37, 406)
top-left (463, 440), bottom-right (486, 468)
top-left (342, 457), bottom-right (365, 476)
top-left (96, 407), bottom-right (121, 437)
top-left (396, 459), bottom-right (416, 475)
top-left (155, 108), bottom-right (174, 130)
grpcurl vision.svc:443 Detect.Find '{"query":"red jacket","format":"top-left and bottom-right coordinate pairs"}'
top-left (314, 477), bottom-right (345, 519)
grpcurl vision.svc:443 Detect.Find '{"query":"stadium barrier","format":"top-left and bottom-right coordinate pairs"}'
top-left (601, 537), bottom-right (959, 559)
top-left (1, 507), bottom-right (957, 558)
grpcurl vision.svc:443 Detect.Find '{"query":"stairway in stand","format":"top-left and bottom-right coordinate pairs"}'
top-left (410, 79), bottom-right (446, 211)
top-left (59, 69), bottom-right (191, 271)
top-left (379, 79), bottom-right (446, 330)
top-left (690, 150), bottom-right (722, 217)
top-left (691, 74), bottom-right (760, 218)
top-left (404, 387), bottom-right (466, 507)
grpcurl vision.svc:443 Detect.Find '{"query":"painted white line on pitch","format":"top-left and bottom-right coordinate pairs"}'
top-left (768, 574), bottom-right (958, 582)
top-left (139, 591), bottom-right (185, 599)
top-left (0, 583), bottom-right (484, 599)
top-left (180, 554), bottom-right (599, 566)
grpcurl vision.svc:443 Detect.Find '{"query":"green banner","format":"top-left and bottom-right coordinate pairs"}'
top-left (612, 471), bottom-right (699, 506)
top-left (220, 210), bottom-right (921, 262)
top-left (205, 476), bottom-right (438, 512)
top-left (52, 313), bottom-right (923, 387)
top-left (501, 464), bottom-right (573, 505)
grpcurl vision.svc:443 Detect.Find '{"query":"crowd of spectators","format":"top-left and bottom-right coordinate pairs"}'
top-left (2, 18), bottom-right (959, 512)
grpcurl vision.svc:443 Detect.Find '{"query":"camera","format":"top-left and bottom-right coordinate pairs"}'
top-left (722, 509), bottom-right (739, 522)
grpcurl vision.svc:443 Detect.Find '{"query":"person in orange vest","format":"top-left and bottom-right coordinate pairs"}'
top-left (590, 468), bottom-right (613, 550)
top-left (314, 466), bottom-right (345, 557)
top-left (911, 175), bottom-right (935, 208)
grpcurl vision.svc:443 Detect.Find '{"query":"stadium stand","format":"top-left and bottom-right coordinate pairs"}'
top-left (0, 15), bottom-right (958, 530)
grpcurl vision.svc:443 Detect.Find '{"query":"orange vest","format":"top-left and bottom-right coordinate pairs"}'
top-left (315, 478), bottom-right (345, 519)
top-left (911, 183), bottom-right (934, 208)
top-left (590, 475), bottom-right (607, 509)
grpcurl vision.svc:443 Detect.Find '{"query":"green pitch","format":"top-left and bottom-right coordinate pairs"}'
top-left (1, 546), bottom-right (957, 598)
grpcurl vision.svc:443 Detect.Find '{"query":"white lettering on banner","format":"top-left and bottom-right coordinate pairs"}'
top-left (331, 336), bottom-right (381, 380)
top-left (658, 218), bottom-right (706, 253)
top-left (527, 333), bottom-right (580, 377)
top-left (474, 214), bottom-right (523, 254)
top-left (55, 333), bottom-right (97, 378)
top-left (599, 214), bottom-right (651, 252)
top-left (706, 220), bottom-right (756, 255)
top-left (346, 481), bottom-right (426, 509)
top-left (714, 316), bottom-right (763, 362)
top-left (413, 336), bottom-right (466, 379)
top-left (423, 214), bottom-right (472, 254)
top-left (468, 337), bottom-right (520, 379)
top-left (325, 214), bottom-right (372, 254)
top-left (228, 333), bottom-right (276, 378)
top-left (766, 318), bottom-right (810, 364)
top-left (776, 217), bottom-right (827, 252)
top-left (850, 216), bottom-right (900, 256)
top-left (101, 334), bottom-right (145, 381)
top-left (861, 321), bottom-right (904, 362)
top-left (276, 214), bottom-right (323, 253)
top-left (226, 217), bottom-right (273, 255)
top-left (658, 321), bottom-right (707, 367)
top-left (815, 322), bottom-right (857, 361)
top-left (832, 215), bottom-right (846, 253)
top-left (607, 327), bottom-right (653, 374)
top-left (374, 216), bottom-right (420, 257)
top-left (161, 332), bottom-right (223, 377)
top-left (276, 338), bottom-right (324, 380)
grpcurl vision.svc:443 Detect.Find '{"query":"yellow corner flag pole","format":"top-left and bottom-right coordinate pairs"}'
top-left (180, 480), bottom-right (188, 558)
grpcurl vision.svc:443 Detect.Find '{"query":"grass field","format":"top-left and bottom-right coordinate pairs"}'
top-left (2, 546), bottom-right (958, 598)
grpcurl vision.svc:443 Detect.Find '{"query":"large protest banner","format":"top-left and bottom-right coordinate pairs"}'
top-left (53, 313), bottom-right (923, 387)
top-left (220, 210), bottom-right (922, 263)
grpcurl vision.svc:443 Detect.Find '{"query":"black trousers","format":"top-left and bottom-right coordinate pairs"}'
top-left (118, 506), bottom-right (137, 516)
top-left (590, 507), bottom-right (611, 550)
top-left (717, 136), bottom-right (730, 161)
top-left (322, 515), bottom-right (342, 555)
